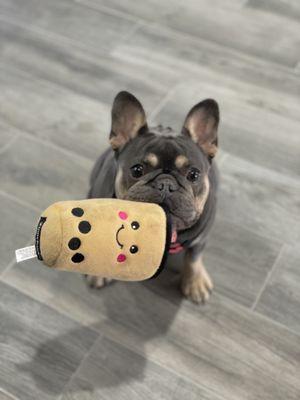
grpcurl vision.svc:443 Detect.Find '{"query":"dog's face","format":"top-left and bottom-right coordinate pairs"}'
top-left (109, 91), bottom-right (219, 236)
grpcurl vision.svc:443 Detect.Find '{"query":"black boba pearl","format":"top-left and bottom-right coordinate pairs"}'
top-left (131, 221), bottom-right (140, 230)
top-left (68, 237), bottom-right (81, 250)
top-left (130, 245), bottom-right (139, 254)
top-left (72, 207), bottom-right (84, 217)
top-left (78, 221), bottom-right (91, 234)
top-left (71, 253), bottom-right (84, 263)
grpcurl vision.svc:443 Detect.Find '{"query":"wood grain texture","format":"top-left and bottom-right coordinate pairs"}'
top-left (0, 133), bottom-right (92, 210)
top-left (61, 336), bottom-right (224, 400)
top-left (255, 245), bottom-right (300, 332)
top-left (80, 0), bottom-right (300, 66)
top-left (61, 275), bottom-right (300, 400)
top-left (0, 0), bottom-right (299, 398)
top-left (0, 192), bottom-right (38, 274)
top-left (0, 390), bottom-right (19, 400)
top-left (2, 263), bottom-right (300, 399)
top-left (112, 23), bottom-right (300, 99)
top-left (0, 0), bottom-right (135, 56)
top-left (0, 282), bottom-right (98, 400)
top-left (0, 35), bottom-right (178, 159)
top-left (150, 81), bottom-right (300, 178)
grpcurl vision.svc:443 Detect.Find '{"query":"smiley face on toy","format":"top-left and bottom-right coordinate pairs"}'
top-left (116, 210), bottom-right (140, 263)
top-left (37, 198), bottom-right (170, 281)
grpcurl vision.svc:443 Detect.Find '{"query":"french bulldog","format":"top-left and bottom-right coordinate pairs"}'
top-left (86, 91), bottom-right (219, 303)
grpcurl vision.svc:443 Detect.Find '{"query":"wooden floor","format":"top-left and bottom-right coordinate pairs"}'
top-left (0, 0), bottom-right (300, 399)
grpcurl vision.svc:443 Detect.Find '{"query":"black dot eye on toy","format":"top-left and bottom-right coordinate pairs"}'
top-left (130, 245), bottom-right (138, 254)
top-left (131, 221), bottom-right (140, 230)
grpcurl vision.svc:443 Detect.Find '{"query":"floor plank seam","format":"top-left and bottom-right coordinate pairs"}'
top-left (57, 331), bottom-right (105, 400)
top-left (74, 0), bottom-right (139, 23)
top-left (0, 13), bottom-right (117, 68)
top-left (19, 130), bottom-right (93, 166)
top-left (0, 189), bottom-right (41, 214)
top-left (0, 115), bottom-right (94, 166)
top-left (148, 84), bottom-right (181, 121)
top-left (214, 213), bottom-right (283, 247)
top-left (215, 287), bottom-right (300, 337)
top-left (251, 244), bottom-right (286, 311)
top-left (145, 275), bottom-right (300, 342)
top-left (91, 327), bottom-right (228, 400)
top-left (0, 239), bottom-right (33, 278)
top-left (97, 313), bottom-right (298, 398)
top-left (2, 0), bottom-right (297, 80)
top-left (0, 388), bottom-right (19, 400)
top-left (0, 132), bottom-right (21, 156)
top-left (74, 0), bottom-right (299, 71)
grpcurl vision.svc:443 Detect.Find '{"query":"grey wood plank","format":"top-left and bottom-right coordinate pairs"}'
top-left (0, 193), bottom-right (38, 274)
top-left (151, 81), bottom-right (300, 179)
top-left (0, 131), bottom-right (92, 210)
top-left (0, 60), bottom-right (175, 160)
top-left (255, 245), bottom-right (300, 333)
top-left (0, 120), bottom-right (19, 151)
top-left (112, 22), bottom-right (300, 99)
top-left (80, 0), bottom-right (300, 67)
top-left (141, 275), bottom-right (300, 400)
top-left (0, 0), bottom-right (135, 56)
top-left (0, 20), bottom-right (179, 128)
top-left (217, 154), bottom-right (300, 244)
top-left (63, 278), bottom-right (300, 399)
top-left (0, 390), bottom-right (19, 400)
top-left (61, 336), bottom-right (223, 400)
top-left (0, 281), bottom-right (98, 400)
top-left (203, 216), bottom-right (282, 307)
top-left (1, 258), bottom-right (110, 329)
top-left (247, 0), bottom-right (300, 21)
top-left (2, 262), bottom-right (300, 399)
top-left (0, 67), bottom-right (111, 161)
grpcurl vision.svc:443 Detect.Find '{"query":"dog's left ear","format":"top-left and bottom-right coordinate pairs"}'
top-left (110, 91), bottom-right (148, 151)
top-left (182, 99), bottom-right (220, 159)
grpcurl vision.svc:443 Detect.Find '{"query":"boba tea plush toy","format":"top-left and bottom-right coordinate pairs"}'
top-left (16, 199), bottom-right (171, 281)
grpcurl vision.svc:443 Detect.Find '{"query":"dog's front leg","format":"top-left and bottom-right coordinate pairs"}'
top-left (181, 248), bottom-right (213, 304)
top-left (84, 275), bottom-right (113, 289)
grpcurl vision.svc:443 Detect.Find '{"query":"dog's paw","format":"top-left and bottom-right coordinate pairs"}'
top-left (84, 275), bottom-right (114, 289)
top-left (181, 269), bottom-right (213, 304)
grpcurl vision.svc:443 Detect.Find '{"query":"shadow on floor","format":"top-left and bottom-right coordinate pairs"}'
top-left (16, 256), bottom-right (184, 396)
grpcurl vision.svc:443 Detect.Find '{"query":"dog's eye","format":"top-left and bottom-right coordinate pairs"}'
top-left (187, 168), bottom-right (200, 182)
top-left (131, 164), bottom-right (144, 178)
top-left (130, 245), bottom-right (139, 254)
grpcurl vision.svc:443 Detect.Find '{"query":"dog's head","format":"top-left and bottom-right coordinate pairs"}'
top-left (110, 91), bottom-right (219, 238)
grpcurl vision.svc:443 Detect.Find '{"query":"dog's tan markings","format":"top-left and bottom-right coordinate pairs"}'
top-left (115, 168), bottom-right (127, 199)
top-left (145, 153), bottom-right (159, 168)
top-left (195, 174), bottom-right (210, 214)
top-left (181, 254), bottom-right (213, 303)
top-left (175, 155), bottom-right (189, 169)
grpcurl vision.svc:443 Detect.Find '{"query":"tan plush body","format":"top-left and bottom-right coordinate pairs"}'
top-left (36, 199), bottom-right (170, 281)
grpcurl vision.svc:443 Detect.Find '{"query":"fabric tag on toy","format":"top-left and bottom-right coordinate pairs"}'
top-left (15, 246), bottom-right (37, 263)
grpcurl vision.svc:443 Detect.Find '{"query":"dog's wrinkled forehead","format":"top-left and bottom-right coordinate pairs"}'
top-left (119, 127), bottom-right (209, 171)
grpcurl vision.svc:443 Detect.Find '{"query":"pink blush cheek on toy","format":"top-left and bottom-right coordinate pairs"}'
top-left (117, 253), bottom-right (126, 263)
top-left (118, 211), bottom-right (128, 220)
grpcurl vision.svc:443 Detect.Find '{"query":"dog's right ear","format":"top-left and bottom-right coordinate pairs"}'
top-left (109, 91), bottom-right (148, 151)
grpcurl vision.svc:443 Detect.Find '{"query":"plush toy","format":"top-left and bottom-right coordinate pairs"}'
top-left (17, 199), bottom-right (172, 281)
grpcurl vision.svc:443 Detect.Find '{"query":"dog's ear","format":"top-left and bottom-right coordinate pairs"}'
top-left (182, 99), bottom-right (220, 159)
top-left (109, 91), bottom-right (148, 151)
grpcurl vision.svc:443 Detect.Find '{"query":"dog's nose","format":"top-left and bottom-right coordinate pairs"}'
top-left (155, 178), bottom-right (178, 194)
